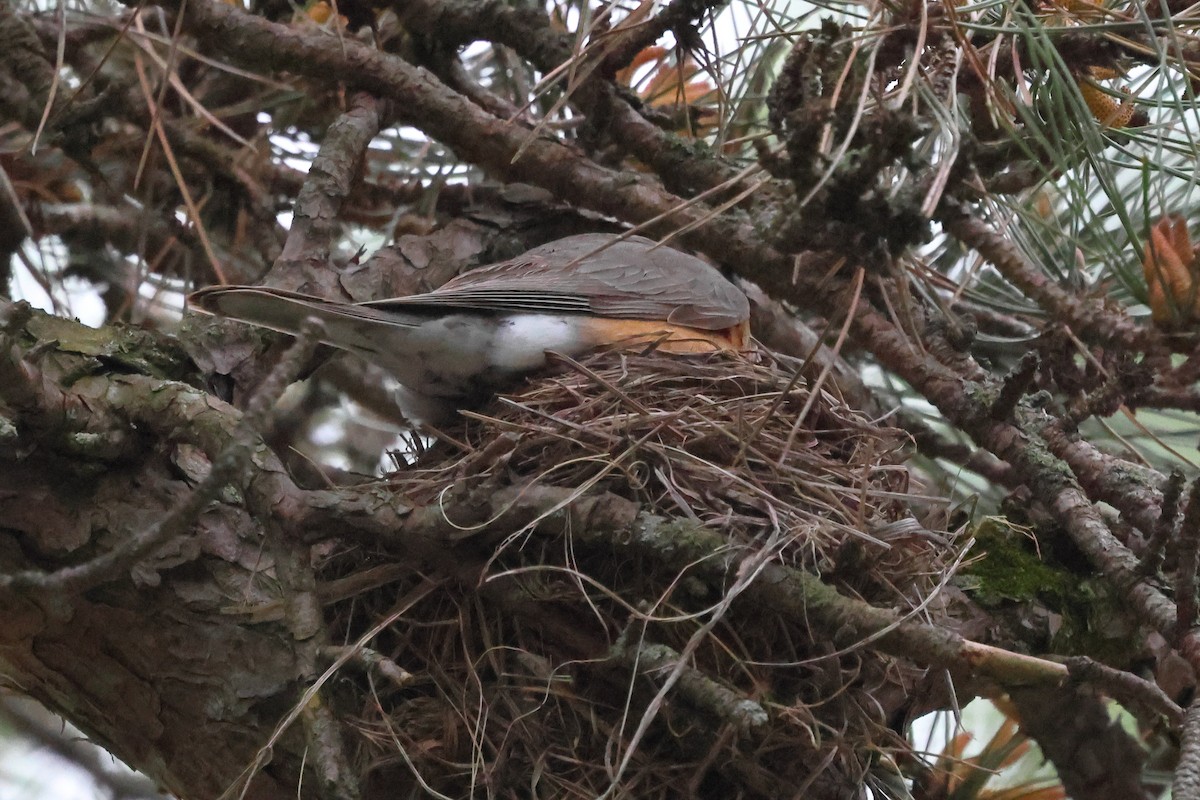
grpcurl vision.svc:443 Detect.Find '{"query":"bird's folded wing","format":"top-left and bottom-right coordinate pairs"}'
top-left (364, 234), bottom-right (749, 331)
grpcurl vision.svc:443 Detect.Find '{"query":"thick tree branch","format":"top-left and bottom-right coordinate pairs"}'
top-left (1011, 685), bottom-right (1150, 800)
top-left (271, 92), bottom-right (388, 294)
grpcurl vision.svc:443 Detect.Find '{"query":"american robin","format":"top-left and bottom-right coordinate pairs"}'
top-left (189, 233), bottom-right (751, 422)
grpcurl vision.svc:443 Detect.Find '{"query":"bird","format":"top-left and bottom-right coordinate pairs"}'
top-left (189, 233), bottom-right (751, 423)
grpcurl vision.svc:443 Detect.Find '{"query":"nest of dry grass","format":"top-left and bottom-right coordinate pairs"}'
top-left (326, 348), bottom-right (961, 799)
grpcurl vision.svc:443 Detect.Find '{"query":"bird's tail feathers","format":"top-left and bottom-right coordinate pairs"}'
top-left (188, 286), bottom-right (420, 359)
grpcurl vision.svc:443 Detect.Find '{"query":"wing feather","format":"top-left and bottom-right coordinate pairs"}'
top-left (362, 234), bottom-right (748, 331)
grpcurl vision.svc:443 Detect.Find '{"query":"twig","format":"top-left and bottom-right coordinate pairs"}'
top-left (270, 92), bottom-right (387, 293)
top-left (1037, 417), bottom-right (1167, 540)
top-left (0, 1), bottom-right (64, 132)
top-left (1139, 469), bottom-right (1185, 576)
top-left (1176, 477), bottom-right (1200, 640)
top-left (1178, 698), bottom-right (1200, 800)
top-left (614, 639), bottom-right (768, 733)
top-left (596, 0), bottom-right (730, 77)
top-left (322, 646), bottom-right (414, 689)
top-left (1066, 655), bottom-right (1184, 728)
top-left (939, 199), bottom-right (1154, 353)
top-left (990, 351), bottom-right (1039, 421)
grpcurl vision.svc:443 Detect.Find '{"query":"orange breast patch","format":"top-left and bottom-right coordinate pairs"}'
top-left (576, 317), bottom-right (752, 354)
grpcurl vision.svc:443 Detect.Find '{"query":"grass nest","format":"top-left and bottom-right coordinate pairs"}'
top-left (324, 347), bottom-right (962, 800)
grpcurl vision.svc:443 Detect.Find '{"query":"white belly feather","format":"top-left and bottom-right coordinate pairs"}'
top-left (376, 313), bottom-right (586, 399)
top-left (375, 313), bottom-right (588, 425)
